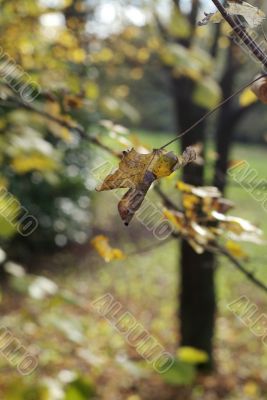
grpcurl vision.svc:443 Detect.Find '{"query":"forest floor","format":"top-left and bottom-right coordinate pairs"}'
top-left (0, 134), bottom-right (267, 400)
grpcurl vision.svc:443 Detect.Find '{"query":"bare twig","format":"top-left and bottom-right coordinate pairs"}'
top-left (217, 244), bottom-right (267, 294)
top-left (154, 185), bottom-right (181, 211)
top-left (127, 236), bottom-right (174, 257)
top-left (160, 74), bottom-right (267, 149)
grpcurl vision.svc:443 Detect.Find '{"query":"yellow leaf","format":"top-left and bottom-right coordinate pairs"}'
top-left (243, 381), bottom-right (259, 397)
top-left (127, 396), bottom-right (141, 400)
top-left (239, 88), bottom-right (257, 107)
top-left (137, 48), bottom-right (150, 63)
top-left (85, 82), bottom-right (99, 100)
top-left (193, 77), bottom-right (222, 109)
top-left (177, 346), bottom-right (209, 364)
top-left (168, 7), bottom-right (191, 39)
top-left (68, 48), bottom-right (86, 63)
top-left (91, 235), bottom-right (125, 263)
top-left (163, 208), bottom-right (184, 232)
top-left (96, 47), bottom-right (113, 63)
top-left (183, 194), bottom-right (199, 210)
top-left (11, 154), bottom-right (58, 174)
top-left (225, 240), bottom-right (248, 260)
top-left (176, 181), bottom-right (193, 192)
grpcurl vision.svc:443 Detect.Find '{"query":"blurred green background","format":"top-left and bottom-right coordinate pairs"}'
top-left (0, 0), bottom-right (266, 399)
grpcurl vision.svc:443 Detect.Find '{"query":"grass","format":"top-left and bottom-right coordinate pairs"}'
top-left (89, 131), bottom-right (267, 399)
top-left (1, 131), bottom-right (266, 400)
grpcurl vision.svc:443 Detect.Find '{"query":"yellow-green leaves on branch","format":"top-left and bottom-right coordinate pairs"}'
top-left (96, 147), bottom-right (196, 225)
top-left (165, 181), bottom-right (265, 256)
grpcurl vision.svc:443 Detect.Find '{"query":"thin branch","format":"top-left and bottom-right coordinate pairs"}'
top-left (217, 244), bottom-right (267, 294)
top-left (127, 236), bottom-right (174, 257)
top-left (160, 74), bottom-right (267, 149)
top-left (90, 137), bottom-right (121, 158)
top-left (154, 185), bottom-right (181, 211)
top-left (189, 0), bottom-right (200, 30)
top-left (4, 95), bottom-right (120, 158)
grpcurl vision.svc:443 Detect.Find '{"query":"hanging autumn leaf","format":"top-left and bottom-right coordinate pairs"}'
top-left (91, 235), bottom-right (125, 262)
top-left (96, 147), bottom-right (196, 225)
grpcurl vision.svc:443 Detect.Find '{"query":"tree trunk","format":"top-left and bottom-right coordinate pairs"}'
top-left (213, 43), bottom-right (239, 192)
top-left (173, 77), bottom-right (216, 368)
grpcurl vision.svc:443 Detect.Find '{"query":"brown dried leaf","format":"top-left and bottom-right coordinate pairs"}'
top-left (96, 147), bottom-right (196, 225)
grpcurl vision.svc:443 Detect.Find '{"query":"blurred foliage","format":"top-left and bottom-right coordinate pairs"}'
top-left (0, 1), bottom-right (266, 399)
top-left (0, 0), bottom-right (265, 253)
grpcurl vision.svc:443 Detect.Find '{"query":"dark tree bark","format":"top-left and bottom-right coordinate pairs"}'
top-left (168, 0), bottom-right (259, 370)
top-left (213, 43), bottom-right (240, 192)
top-left (172, 77), bottom-right (216, 368)
top-left (213, 43), bottom-right (259, 193)
top-left (170, 0), bottom-right (216, 368)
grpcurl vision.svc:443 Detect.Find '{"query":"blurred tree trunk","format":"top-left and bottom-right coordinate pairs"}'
top-left (172, 77), bottom-right (216, 367)
top-left (213, 43), bottom-right (240, 192)
top-left (213, 43), bottom-right (258, 193)
top-left (169, 0), bottom-right (216, 368)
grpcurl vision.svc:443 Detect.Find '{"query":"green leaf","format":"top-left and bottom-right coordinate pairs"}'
top-left (64, 378), bottom-right (96, 400)
top-left (177, 346), bottom-right (209, 364)
top-left (193, 77), bottom-right (222, 109)
top-left (160, 359), bottom-right (196, 386)
top-left (168, 8), bottom-right (191, 39)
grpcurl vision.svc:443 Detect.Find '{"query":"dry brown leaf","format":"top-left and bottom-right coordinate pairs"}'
top-left (96, 147), bottom-right (196, 225)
